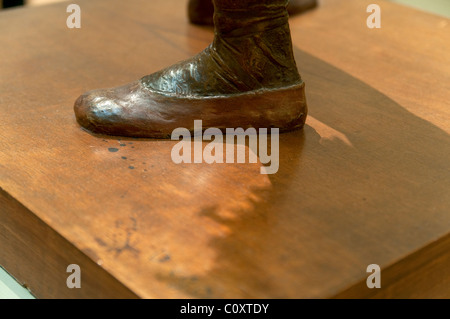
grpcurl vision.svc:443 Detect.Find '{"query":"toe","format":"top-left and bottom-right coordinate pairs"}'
top-left (74, 89), bottom-right (122, 133)
top-left (74, 92), bottom-right (92, 130)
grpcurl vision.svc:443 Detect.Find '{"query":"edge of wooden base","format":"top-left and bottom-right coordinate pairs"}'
top-left (0, 188), bottom-right (138, 299)
top-left (333, 233), bottom-right (450, 299)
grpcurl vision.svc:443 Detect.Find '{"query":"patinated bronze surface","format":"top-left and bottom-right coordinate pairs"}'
top-left (188, 0), bottom-right (318, 25)
top-left (74, 0), bottom-right (308, 138)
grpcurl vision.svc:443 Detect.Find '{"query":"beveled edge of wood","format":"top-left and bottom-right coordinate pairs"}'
top-left (0, 187), bottom-right (139, 299)
top-left (333, 233), bottom-right (450, 299)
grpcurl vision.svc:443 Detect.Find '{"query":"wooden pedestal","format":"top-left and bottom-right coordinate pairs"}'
top-left (0, 0), bottom-right (449, 298)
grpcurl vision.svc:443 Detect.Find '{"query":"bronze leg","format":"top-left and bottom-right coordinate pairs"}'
top-left (188, 0), bottom-right (318, 25)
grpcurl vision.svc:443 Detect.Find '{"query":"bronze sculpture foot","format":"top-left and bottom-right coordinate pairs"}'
top-left (188, 0), bottom-right (318, 26)
top-left (74, 0), bottom-right (308, 138)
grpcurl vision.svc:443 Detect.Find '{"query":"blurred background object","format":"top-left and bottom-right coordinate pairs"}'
top-left (1, 0), bottom-right (65, 9)
top-left (27, 0), bottom-right (66, 5)
top-left (2, 0), bottom-right (24, 9)
top-left (0, 267), bottom-right (34, 299)
top-left (391, 0), bottom-right (450, 18)
top-left (0, 0), bottom-right (449, 18)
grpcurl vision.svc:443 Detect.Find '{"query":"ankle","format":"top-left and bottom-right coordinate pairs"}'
top-left (213, 0), bottom-right (289, 37)
top-left (212, 22), bottom-right (301, 90)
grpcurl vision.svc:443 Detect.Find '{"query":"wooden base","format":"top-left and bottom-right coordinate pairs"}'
top-left (0, 0), bottom-right (449, 298)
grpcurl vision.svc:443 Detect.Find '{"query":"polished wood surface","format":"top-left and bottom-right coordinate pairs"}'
top-left (0, 0), bottom-right (449, 298)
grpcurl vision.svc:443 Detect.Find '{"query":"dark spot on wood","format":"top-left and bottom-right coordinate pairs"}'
top-left (108, 218), bottom-right (140, 257)
top-left (129, 166), bottom-right (135, 170)
top-left (95, 237), bottom-right (107, 247)
top-left (120, 144), bottom-right (126, 147)
top-left (108, 148), bottom-right (119, 153)
top-left (122, 156), bottom-right (127, 160)
top-left (159, 254), bottom-right (171, 263)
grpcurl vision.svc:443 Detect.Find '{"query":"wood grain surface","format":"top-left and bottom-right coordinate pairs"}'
top-left (0, 0), bottom-right (449, 298)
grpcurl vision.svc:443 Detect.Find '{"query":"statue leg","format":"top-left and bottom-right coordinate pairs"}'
top-left (188, 0), bottom-right (317, 26)
top-left (74, 0), bottom-right (307, 138)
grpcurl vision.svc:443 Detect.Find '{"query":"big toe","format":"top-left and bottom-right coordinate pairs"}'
top-left (74, 89), bottom-right (123, 133)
